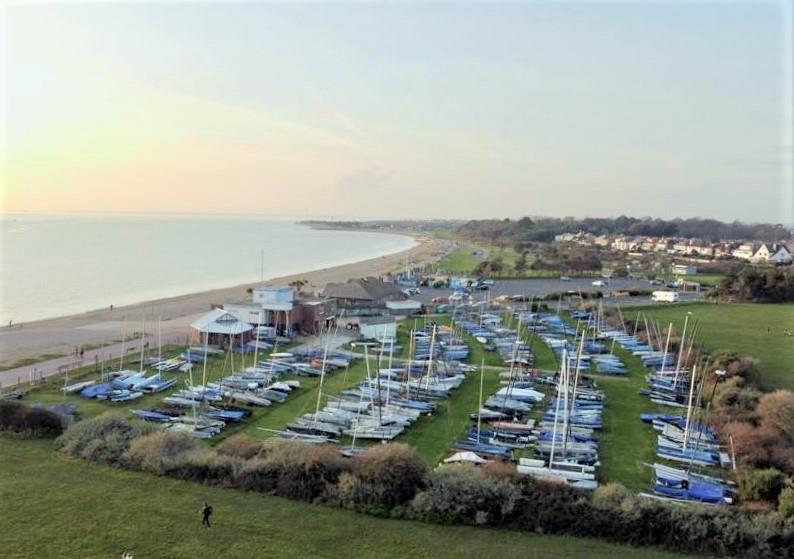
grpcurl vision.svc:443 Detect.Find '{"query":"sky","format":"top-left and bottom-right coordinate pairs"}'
top-left (2, 1), bottom-right (792, 223)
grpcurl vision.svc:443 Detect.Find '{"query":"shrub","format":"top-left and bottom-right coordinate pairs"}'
top-left (57, 413), bottom-right (156, 465)
top-left (247, 440), bottom-right (348, 502)
top-left (165, 448), bottom-right (242, 485)
top-left (217, 436), bottom-right (261, 460)
top-left (779, 487), bottom-right (794, 519)
top-left (739, 468), bottom-right (787, 502)
top-left (593, 483), bottom-right (634, 510)
top-left (758, 390), bottom-right (794, 440)
top-left (122, 431), bottom-right (201, 474)
top-left (0, 401), bottom-right (63, 438)
top-left (411, 465), bottom-right (521, 526)
top-left (341, 443), bottom-right (426, 509)
top-left (481, 460), bottom-right (520, 481)
top-left (712, 376), bottom-right (760, 416)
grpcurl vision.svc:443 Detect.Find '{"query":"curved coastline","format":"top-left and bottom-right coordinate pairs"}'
top-left (0, 228), bottom-right (449, 369)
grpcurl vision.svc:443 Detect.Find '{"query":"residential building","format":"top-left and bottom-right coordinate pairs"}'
top-left (751, 243), bottom-right (793, 264)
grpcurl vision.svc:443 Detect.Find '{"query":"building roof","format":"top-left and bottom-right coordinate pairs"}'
top-left (359, 316), bottom-right (397, 326)
top-left (253, 285), bottom-right (292, 293)
top-left (191, 309), bottom-right (254, 335)
top-left (322, 277), bottom-right (405, 302)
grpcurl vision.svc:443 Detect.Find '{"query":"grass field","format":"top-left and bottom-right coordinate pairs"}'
top-left (0, 437), bottom-right (690, 559)
top-left (594, 346), bottom-right (665, 491)
top-left (435, 243), bottom-right (483, 274)
top-left (687, 273), bottom-right (725, 287)
top-left (635, 302), bottom-right (794, 390)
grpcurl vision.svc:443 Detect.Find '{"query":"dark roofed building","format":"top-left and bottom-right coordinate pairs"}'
top-left (321, 277), bottom-right (406, 310)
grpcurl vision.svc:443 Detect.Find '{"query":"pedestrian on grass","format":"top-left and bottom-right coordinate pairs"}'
top-left (201, 502), bottom-right (213, 527)
top-left (80, 347), bottom-right (84, 359)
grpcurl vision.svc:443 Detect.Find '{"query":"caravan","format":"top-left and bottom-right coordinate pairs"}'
top-left (651, 291), bottom-right (679, 303)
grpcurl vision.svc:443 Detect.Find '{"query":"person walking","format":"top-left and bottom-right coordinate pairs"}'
top-left (201, 502), bottom-right (213, 527)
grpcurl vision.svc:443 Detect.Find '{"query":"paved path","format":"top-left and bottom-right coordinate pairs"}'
top-left (0, 334), bottom-right (184, 390)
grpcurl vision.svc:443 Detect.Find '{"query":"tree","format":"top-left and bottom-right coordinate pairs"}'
top-left (289, 279), bottom-right (308, 295)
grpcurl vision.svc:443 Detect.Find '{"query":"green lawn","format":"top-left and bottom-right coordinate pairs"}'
top-left (0, 437), bottom-right (689, 559)
top-left (686, 273), bottom-right (725, 287)
top-left (595, 347), bottom-right (665, 491)
top-left (635, 302), bottom-right (794, 390)
top-left (435, 243), bottom-right (483, 274)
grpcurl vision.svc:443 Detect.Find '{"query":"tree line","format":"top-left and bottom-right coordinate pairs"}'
top-left (456, 216), bottom-right (791, 244)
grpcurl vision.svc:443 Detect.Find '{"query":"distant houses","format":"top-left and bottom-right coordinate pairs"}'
top-left (552, 231), bottom-right (792, 265)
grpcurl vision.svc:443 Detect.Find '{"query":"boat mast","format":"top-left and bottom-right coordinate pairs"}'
top-left (252, 310), bottom-right (263, 374)
top-left (682, 364), bottom-right (698, 451)
top-left (548, 347), bottom-right (567, 466)
top-left (476, 358), bottom-right (485, 443)
top-left (119, 319), bottom-right (127, 372)
top-left (673, 312), bottom-right (692, 387)
top-left (313, 319), bottom-right (333, 423)
top-left (138, 318), bottom-right (145, 373)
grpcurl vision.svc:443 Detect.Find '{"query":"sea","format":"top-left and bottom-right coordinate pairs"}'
top-left (0, 214), bottom-right (415, 324)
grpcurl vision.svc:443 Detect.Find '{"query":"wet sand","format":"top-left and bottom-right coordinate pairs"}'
top-left (0, 233), bottom-right (452, 369)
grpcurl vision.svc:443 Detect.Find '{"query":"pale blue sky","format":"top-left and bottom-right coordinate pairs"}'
top-left (4, 1), bottom-right (792, 223)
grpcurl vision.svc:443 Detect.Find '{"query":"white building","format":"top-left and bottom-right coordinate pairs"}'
top-left (732, 243), bottom-right (757, 260)
top-left (751, 243), bottom-right (793, 264)
top-left (359, 316), bottom-right (397, 341)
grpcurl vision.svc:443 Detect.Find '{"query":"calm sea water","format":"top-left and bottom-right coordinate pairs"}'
top-left (0, 215), bottom-right (415, 323)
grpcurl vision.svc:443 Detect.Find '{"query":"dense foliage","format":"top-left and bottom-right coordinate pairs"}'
top-left (0, 400), bottom-right (64, 438)
top-left (711, 267), bottom-right (794, 302)
top-left (456, 216), bottom-right (790, 244)
top-left (57, 413), bottom-right (156, 465)
top-left (52, 417), bottom-right (794, 558)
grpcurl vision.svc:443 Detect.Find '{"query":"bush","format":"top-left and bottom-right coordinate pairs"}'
top-left (739, 468), bottom-right (787, 502)
top-left (165, 448), bottom-right (242, 485)
top-left (57, 413), bottom-right (156, 465)
top-left (122, 431), bottom-right (201, 474)
top-left (217, 436), bottom-right (262, 460)
top-left (341, 444), bottom-right (426, 509)
top-left (758, 390), bottom-right (794, 440)
top-left (411, 465), bottom-right (521, 526)
top-left (779, 487), bottom-right (794, 519)
top-left (251, 440), bottom-right (348, 502)
top-left (593, 483), bottom-right (634, 510)
top-left (0, 401), bottom-right (63, 438)
top-left (712, 376), bottom-right (760, 416)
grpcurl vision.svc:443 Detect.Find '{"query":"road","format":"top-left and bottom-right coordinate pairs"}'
top-left (0, 334), bottom-right (184, 391)
top-left (411, 277), bottom-right (704, 306)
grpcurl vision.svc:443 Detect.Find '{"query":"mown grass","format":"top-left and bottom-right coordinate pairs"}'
top-left (594, 346), bottom-right (665, 492)
top-left (0, 437), bottom-right (689, 559)
top-left (635, 302), bottom-right (794, 390)
top-left (686, 273), bottom-right (725, 287)
top-left (435, 244), bottom-right (483, 274)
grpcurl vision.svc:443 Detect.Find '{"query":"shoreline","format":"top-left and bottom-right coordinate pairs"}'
top-left (0, 231), bottom-right (452, 369)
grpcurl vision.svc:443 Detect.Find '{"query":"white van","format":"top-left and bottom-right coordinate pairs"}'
top-left (652, 290), bottom-right (679, 303)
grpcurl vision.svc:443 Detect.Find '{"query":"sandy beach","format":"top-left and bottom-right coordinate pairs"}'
top-left (0, 232), bottom-right (452, 370)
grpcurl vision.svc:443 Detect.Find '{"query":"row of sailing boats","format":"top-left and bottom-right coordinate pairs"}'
top-left (594, 307), bottom-right (733, 504)
top-left (271, 323), bottom-right (471, 449)
top-left (446, 310), bottom-right (603, 490)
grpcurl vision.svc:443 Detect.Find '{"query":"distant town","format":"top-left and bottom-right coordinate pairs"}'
top-left (553, 231), bottom-right (792, 265)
